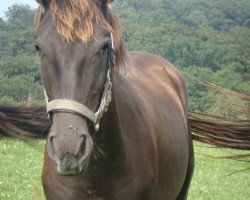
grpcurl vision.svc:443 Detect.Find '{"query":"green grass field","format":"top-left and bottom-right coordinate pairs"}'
top-left (0, 139), bottom-right (249, 200)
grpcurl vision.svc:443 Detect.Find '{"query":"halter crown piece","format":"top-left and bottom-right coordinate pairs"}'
top-left (45, 33), bottom-right (114, 132)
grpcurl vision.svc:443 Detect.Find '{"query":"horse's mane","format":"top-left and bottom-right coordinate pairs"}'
top-left (35, 0), bottom-right (126, 68)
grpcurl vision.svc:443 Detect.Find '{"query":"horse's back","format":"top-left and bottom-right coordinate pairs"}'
top-left (115, 51), bottom-right (191, 199)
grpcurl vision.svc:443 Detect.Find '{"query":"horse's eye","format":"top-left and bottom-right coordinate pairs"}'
top-left (35, 44), bottom-right (46, 57)
top-left (102, 44), bottom-right (109, 51)
top-left (100, 43), bottom-right (109, 55)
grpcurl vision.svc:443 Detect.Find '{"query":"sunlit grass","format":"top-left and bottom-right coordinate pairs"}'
top-left (0, 139), bottom-right (249, 199)
top-left (189, 143), bottom-right (250, 200)
top-left (0, 139), bottom-right (45, 200)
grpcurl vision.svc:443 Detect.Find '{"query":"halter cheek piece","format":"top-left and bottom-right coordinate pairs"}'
top-left (45, 33), bottom-right (115, 132)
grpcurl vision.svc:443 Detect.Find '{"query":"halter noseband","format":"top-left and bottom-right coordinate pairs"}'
top-left (45, 33), bottom-right (115, 132)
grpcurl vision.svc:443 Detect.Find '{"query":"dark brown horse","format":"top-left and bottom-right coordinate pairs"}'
top-left (0, 0), bottom-right (249, 200)
top-left (34, 0), bottom-right (193, 199)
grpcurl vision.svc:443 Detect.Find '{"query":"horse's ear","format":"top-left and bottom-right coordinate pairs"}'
top-left (36, 0), bottom-right (51, 9)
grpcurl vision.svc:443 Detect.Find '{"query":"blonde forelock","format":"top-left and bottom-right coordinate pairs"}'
top-left (35, 0), bottom-right (127, 68)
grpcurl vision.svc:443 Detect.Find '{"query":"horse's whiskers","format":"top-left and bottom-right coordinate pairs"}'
top-left (93, 142), bottom-right (106, 160)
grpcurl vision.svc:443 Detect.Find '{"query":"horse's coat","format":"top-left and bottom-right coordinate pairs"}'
top-left (42, 52), bottom-right (194, 200)
top-left (0, 1), bottom-right (248, 199)
top-left (34, 0), bottom-right (194, 199)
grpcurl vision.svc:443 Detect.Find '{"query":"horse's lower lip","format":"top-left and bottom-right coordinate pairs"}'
top-left (57, 169), bottom-right (81, 176)
top-left (57, 162), bottom-right (81, 176)
top-left (56, 159), bottom-right (90, 176)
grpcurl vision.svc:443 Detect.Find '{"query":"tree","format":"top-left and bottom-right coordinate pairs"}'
top-left (4, 4), bottom-right (34, 29)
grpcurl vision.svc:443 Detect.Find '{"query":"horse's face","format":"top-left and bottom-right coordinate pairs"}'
top-left (34, 3), bottom-right (113, 175)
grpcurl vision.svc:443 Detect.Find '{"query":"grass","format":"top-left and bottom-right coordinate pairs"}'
top-left (189, 143), bottom-right (250, 200)
top-left (0, 139), bottom-right (249, 200)
top-left (0, 139), bottom-right (45, 200)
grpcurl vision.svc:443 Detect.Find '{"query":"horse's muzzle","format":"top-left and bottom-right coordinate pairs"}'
top-left (47, 133), bottom-right (93, 175)
top-left (46, 113), bottom-right (93, 176)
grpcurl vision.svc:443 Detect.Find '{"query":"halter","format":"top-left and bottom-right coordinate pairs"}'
top-left (45, 33), bottom-right (115, 132)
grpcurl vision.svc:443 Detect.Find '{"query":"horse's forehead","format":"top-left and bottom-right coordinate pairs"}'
top-left (35, 0), bottom-right (114, 46)
top-left (35, 11), bottom-right (54, 34)
top-left (35, 15), bottom-right (110, 63)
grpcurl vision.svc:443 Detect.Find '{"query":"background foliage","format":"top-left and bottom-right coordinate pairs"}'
top-left (0, 4), bottom-right (43, 106)
top-left (0, 0), bottom-right (249, 116)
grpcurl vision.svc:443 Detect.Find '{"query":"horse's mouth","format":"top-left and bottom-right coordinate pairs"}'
top-left (57, 165), bottom-right (81, 176)
top-left (56, 158), bottom-right (90, 176)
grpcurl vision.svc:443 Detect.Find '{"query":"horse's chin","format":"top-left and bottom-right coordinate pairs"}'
top-left (56, 158), bottom-right (90, 176)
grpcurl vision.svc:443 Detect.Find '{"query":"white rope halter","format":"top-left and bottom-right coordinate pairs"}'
top-left (45, 69), bottom-right (112, 131)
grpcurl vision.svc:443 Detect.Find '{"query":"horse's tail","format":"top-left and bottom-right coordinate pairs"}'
top-left (1, 105), bottom-right (250, 150)
top-left (0, 105), bottom-right (50, 139)
top-left (189, 112), bottom-right (250, 150)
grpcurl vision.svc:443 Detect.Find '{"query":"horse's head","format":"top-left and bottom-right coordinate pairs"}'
top-left (34, 0), bottom-right (125, 175)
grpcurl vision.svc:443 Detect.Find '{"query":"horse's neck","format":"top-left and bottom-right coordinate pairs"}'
top-left (86, 83), bottom-right (125, 191)
top-left (96, 81), bottom-right (124, 160)
top-left (97, 71), bottom-right (127, 151)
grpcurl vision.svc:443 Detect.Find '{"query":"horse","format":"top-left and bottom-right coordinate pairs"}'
top-left (32, 0), bottom-right (194, 199)
top-left (0, 0), bottom-right (250, 199)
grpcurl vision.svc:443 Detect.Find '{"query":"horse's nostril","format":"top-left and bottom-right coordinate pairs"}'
top-left (50, 136), bottom-right (55, 142)
top-left (80, 135), bottom-right (86, 154)
top-left (81, 135), bottom-right (86, 143)
top-left (47, 135), bottom-right (60, 163)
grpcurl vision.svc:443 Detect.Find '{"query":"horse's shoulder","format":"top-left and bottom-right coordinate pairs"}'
top-left (126, 51), bottom-right (187, 93)
top-left (125, 51), bottom-right (188, 115)
top-left (127, 51), bottom-right (182, 78)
